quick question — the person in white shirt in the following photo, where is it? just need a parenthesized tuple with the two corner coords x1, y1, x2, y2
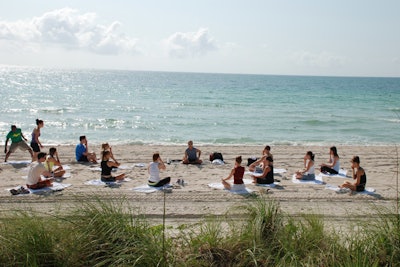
(26, 152, 53, 189)
(295, 151, 315, 180)
(148, 153, 170, 187)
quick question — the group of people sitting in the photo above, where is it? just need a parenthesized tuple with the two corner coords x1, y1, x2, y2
(223, 145, 366, 192)
(4, 123, 367, 193)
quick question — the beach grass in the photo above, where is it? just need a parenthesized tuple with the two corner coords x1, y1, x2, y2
(0, 197, 399, 266)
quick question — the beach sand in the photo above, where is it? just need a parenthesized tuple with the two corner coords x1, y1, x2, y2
(0, 144, 398, 231)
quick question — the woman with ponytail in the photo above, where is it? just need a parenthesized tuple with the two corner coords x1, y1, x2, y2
(295, 151, 315, 180)
(31, 119, 44, 161)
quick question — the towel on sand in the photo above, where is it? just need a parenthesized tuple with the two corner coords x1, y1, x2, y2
(84, 178, 131, 186)
(325, 184, 376, 194)
(7, 182, 71, 195)
(207, 183, 253, 194)
(22, 173, 72, 179)
(318, 169, 347, 178)
(131, 184, 172, 193)
(89, 164, 133, 172)
(291, 174, 325, 185)
(245, 168, 287, 177)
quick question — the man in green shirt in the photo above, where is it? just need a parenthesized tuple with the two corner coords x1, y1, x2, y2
(4, 125, 33, 162)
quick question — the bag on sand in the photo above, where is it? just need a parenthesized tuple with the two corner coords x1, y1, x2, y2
(209, 152, 224, 162)
(247, 157, 258, 166)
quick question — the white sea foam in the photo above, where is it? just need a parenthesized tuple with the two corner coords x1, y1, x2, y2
(1, 68, 399, 145)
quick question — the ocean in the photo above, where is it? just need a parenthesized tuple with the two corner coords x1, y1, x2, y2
(1, 66, 399, 146)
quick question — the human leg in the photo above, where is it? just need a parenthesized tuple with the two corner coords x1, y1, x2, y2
(222, 179, 231, 190)
(27, 179, 52, 189)
(321, 166, 338, 174)
(87, 152, 97, 163)
(149, 177, 171, 187)
(54, 168, 66, 177)
(115, 173, 125, 181)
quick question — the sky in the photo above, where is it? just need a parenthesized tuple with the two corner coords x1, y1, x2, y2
(0, 0, 399, 77)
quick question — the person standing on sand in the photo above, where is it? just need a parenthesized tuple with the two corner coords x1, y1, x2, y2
(340, 156, 367, 192)
(31, 119, 44, 161)
(26, 152, 54, 189)
(75, 135, 97, 163)
(320, 146, 340, 174)
(182, 140, 202, 164)
(148, 153, 170, 187)
(4, 125, 33, 162)
(222, 156, 245, 190)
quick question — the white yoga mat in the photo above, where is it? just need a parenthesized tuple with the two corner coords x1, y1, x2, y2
(29, 182, 72, 194)
(245, 168, 287, 177)
(134, 163, 146, 167)
(207, 183, 253, 194)
(255, 183, 276, 188)
(318, 169, 347, 178)
(21, 172, 72, 179)
(131, 184, 171, 193)
(84, 178, 131, 186)
(6, 182, 72, 195)
(325, 184, 376, 195)
(291, 174, 325, 185)
(2, 160, 31, 165)
(242, 178, 256, 185)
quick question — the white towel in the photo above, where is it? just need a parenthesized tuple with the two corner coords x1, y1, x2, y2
(318, 169, 347, 178)
(21, 172, 72, 179)
(131, 184, 169, 193)
(2, 160, 31, 165)
(84, 178, 131, 186)
(291, 174, 325, 185)
(208, 183, 253, 194)
(6, 182, 71, 195)
(245, 168, 287, 177)
(325, 184, 376, 194)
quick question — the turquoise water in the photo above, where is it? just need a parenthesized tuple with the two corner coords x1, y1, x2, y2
(1, 66, 399, 145)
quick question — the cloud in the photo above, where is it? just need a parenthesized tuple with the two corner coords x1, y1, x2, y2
(164, 28, 217, 58)
(290, 51, 345, 68)
(0, 8, 138, 55)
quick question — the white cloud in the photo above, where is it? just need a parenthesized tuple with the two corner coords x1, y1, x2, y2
(0, 8, 138, 55)
(290, 51, 346, 68)
(164, 28, 217, 58)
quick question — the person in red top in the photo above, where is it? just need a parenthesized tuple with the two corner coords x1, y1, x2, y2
(221, 156, 245, 190)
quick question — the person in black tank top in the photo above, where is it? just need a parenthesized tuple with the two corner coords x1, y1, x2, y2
(100, 151, 125, 182)
(340, 156, 366, 192)
(252, 156, 274, 184)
